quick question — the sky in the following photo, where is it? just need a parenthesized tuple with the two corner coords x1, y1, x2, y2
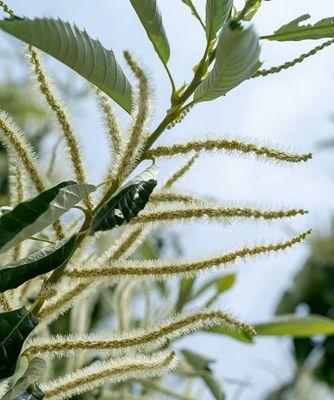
(2, 1, 334, 399)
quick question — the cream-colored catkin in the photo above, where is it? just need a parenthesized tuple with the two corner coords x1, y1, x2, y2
(254, 39, 334, 78)
(96, 88, 122, 187)
(114, 279, 137, 331)
(130, 206, 308, 225)
(117, 51, 151, 181)
(27, 46, 93, 211)
(0, 112, 45, 193)
(41, 351, 177, 400)
(164, 152, 199, 189)
(0, 112, 64, 240)
(150, 192, 202, 204)
(67, 230, 311, 279)
(24, 309, 255, 359)
(8, 155, 24, 261)
(147, 139, 312, 163)
(96, 89, 122, 156)
(38, 227, 147, 322)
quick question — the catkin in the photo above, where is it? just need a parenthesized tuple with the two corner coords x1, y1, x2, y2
(130, 206, 308, 225)
(117, 51, 151, 181)
(147, 139, 312, 163)
(28, 46, 93, 211)
(67, 230, 311, 280)
(255, 39, 334, 78)
(24, 309, 255, 358)
(41, 351, 177, 400)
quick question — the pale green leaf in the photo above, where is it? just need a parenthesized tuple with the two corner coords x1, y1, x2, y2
(0, 18, 133, 113)
(255, 314, 334, 337)
(182, 349, 225, 400)
(130, 0, 170, 64)
(242, 0, 262, 21)
(207, 325, 254, 343)
(206, 0, 233, 42)
(262, 14, 334, 41)
(0, 181, 96, 254)
(3, 358, 46, 400)
(194, 21, 261, 102)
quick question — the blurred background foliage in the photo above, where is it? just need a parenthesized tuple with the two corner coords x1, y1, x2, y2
(267, 227, 334, 399)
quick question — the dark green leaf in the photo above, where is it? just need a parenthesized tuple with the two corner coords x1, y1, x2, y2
(206, 0, 233, 42)
(0, 18, 133, 113)
(0, 236, 78, 293)
(130, 0, 170, 64)
(3, 358, 46, 400)
(255, 314, 334, 337)
(0, 181, 95, 254)
(15, 383, 45, 400)
(0, 307, 38, 379)
(263, 14, 334, 41)
(182, 349, 225, 400)
(194, 21, 261, 102)
(90, 179, 157, 234)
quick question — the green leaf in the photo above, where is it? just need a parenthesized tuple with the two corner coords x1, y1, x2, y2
(15, 383, 45, 400)
(0, 181, 96, 254)
(194, 21, 261, 102)
(195, 273, 236, 298)
(176, 277, 196, 312)
(206, 0, 233, 42)
(0, 307, 38, 379)
(90, 179, 157, 234)
(242, 0, 262, 21)
(263, 14, 334, 41)
(255, 314, 334, 337)
(182, 349, 225, 400)
(3, 358, 46, 400)
(0, 236, 78, 293)
(130, 0, 170, 64)
(207, 325, 254, 343)
(0, 18, 133, 113)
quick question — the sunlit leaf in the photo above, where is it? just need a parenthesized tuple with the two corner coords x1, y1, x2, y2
(0, 181, 96, 254)
(255, 314, 334, 337)
(194, 21, 261, 102)
(0, 18, 133, 113)
(0, 236, 78, 293)
(182, 349, 225, 400)
(3, 358, 46, 400)
(0, 307, 38, 379)
(262, 14, 334, 41)
(243, 0, 262, 21)
(130, 0, 170, 64)
(206, 0, 233, 42)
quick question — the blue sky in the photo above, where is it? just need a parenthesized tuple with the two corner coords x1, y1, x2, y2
(2, 1, 334, 398)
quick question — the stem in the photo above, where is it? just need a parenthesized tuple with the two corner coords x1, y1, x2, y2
(182, 0, 206, 31)
(162, 61, 176, 96)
